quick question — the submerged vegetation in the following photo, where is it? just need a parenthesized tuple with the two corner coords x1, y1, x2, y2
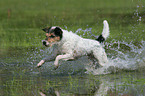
(2, 72, 145, 96)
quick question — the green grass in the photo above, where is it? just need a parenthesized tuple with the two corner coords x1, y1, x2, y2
(2, 72, 145, 96)
(3, 76, 38, 96)
(0, 0, 145, 48)
(0, 0, 142, 28)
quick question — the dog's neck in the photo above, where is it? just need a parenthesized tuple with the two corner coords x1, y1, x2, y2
(55, 29, 81, 48)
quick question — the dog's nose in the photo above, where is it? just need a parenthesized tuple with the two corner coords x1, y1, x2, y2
(43, 41, 46, 45)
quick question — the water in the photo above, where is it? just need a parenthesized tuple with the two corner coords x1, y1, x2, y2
(1, 25, 145, 96)
(71, 25, 145, 75)
(1, 27, 145, 95)
(86, 40, 145, 75)
(19, 39, 145, 76)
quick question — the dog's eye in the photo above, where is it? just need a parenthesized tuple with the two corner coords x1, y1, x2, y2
(49, 35, 55, 38)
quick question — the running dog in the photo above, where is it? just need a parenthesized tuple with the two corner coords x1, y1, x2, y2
(37, 20, 109, 69)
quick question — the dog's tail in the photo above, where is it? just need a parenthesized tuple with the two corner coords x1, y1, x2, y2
(96, 20, 109, 43)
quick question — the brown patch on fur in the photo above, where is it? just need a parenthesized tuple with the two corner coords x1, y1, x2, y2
(45, 33, 61, 43)
(46, 33, 49, 37)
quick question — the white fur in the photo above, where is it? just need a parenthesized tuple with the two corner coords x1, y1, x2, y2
(37, 20, 110, 69)
(102, 20, 109, 39)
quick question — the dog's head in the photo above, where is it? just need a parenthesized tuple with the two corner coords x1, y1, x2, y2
(42, 26, 63, 47)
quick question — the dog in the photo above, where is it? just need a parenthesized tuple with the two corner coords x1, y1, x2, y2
(37, 20, 109, 70)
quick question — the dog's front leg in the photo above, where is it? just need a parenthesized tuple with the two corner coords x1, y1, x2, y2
(37, 60, 45, 68)
(37, 47, 59, 68)
(54, 54, 73, 69)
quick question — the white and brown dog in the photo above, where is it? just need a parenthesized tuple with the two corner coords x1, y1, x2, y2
(37, 20, 109, 69)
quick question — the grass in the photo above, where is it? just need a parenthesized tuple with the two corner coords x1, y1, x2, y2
(3, 76, 38, 96)
(0, 0, 145, 48)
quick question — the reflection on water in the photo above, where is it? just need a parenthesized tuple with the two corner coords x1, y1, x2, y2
(1, 66, 145, 96)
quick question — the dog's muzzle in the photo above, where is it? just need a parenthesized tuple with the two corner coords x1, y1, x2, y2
(42, 40, 49, 47)
(42, 40, 46, 45)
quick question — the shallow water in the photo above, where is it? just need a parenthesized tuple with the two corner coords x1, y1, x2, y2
(1, 31, 145, 96)
(1, 24, 145, 95)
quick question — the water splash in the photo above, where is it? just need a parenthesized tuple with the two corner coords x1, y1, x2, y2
(30, 27, 145, 75)
(84, 4, 144, 75)
(86, 40, 145, 75)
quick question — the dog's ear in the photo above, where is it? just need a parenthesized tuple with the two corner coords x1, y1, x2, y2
(54, 27, 63, 39)
(42, 27, 51, 32)
(42, 28, 47, 32)
(54, 27, 63, 36)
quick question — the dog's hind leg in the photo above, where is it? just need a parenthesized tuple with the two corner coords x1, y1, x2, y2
(92, 47, 108, 67)
(88, 55, 99, 68)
